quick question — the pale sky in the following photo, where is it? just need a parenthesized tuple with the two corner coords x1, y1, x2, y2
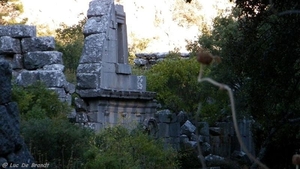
(20, 0, 233, 52)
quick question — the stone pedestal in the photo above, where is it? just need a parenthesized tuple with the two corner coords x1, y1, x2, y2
(76, 0, 157, 132)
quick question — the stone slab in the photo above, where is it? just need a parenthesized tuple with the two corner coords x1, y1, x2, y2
(0, 25, 36, 38)
(21, 36, 55, 53)
(15, 70, 39, 87)
(115, 63, 131, 75)
(79, 33, 106, 63)
(76, 73, 98, 89)
(87, 0, 113, 18)
(77, 63, 102, 74)
(10, 25, 36, 38)
(0, 36, 21, 54)
(23, 51, 63, 70)
(38, 70, 67, 88)
(76, 88, 156, 99)
(83, 16, 109, 36)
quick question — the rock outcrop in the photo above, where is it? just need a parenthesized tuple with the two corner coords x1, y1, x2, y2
(0, 60, 35, 169)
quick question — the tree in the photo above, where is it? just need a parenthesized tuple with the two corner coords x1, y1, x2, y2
(145, 52, 203, 113)
(55, 18, 86, 82)
(0, 0, 27, 25)
(194, 1, 300, 168)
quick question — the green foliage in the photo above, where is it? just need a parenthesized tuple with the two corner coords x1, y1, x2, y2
(21, 118, 94, 168)
(84, 125, 179, 169)
(194, 1, 300, 167)
(12, 82, 70, 120)
(145, 52, 202, 113)
(55, 18, 85, 76)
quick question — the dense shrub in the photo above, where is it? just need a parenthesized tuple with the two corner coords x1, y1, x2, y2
(21, 118, 94, 168)
(84, 126, 180, 169)
(145, 52, 202, 113)
(12, 82, 71, 120)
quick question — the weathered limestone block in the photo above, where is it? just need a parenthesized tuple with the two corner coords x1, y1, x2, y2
(100, 72, 130, 90)
(134, 58, 147, 66)
(181, 120, 196, 136)
(77, 73, 98, 89)
(83, 16, 109, 36)
(0, 61, 12, 104)
(130, 75, 146, 91)
(39, 70, 67, 87)
(180, 135, 189, 143)
(157, 123, 169, 138)
(0, 26, 11, 37)
(198, 122, 210, 136)
(65, 93, 72, 105)
(155, 109, 177, 123)
(0, 25, 36, 38)
(21, 36, 55, 53)
(64, 81, 75, 94)
(24, 51, 63, 70)
(15, 70, 39, 87)
(169, 122, 181, 137)
(43, 64, 65, 71)
(79, 33, 106, 63)
(0, 36, 21, 54)
(205, 154, 225, 167)
(12, 54, 23, 69)
(16, 70, 66, 88)
(48, 87, 67, 98)
(102, 62, 115, 73)
(74, 97, 87, 112)
(115, 63, 131, 75)
(87, 0, 113, 18)
(77, 63, 102, 73)
(201, 142, 211, 155)
(10, 25, 36, 38)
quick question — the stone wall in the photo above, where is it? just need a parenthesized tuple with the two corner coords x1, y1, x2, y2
(0, 25, 75, 105)
(154, 110, 254, 166)
(0, 60, 35, 169)
(134, 52, 190, 67)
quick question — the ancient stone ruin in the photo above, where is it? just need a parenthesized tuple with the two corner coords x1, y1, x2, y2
(0, 25, 75, 105)
(0, 60, 35, 168)
(0, 0, 256, 167)
(75, 0, 157, 131)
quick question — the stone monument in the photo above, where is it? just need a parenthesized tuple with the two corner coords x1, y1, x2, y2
(76, 0, 157, 131)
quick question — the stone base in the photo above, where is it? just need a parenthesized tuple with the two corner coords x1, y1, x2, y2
(76, 88, 156, 100)
(83, 97, 157, 132)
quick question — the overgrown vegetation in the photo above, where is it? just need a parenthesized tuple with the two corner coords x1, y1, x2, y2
(55, 18, 86, 83)
(12, 82, 179, 169)
(12, 82, 71, 120)
(189, 1, 300, 168)
(84, 126, 179, 169)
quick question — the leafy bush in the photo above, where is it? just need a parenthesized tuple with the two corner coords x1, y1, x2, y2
(55, 18, 85, 76)
(21, 118, 94, 168)
(145, 52, 202, 113)
(12, 82, 71, 120)
(84, 126, 180, 169)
